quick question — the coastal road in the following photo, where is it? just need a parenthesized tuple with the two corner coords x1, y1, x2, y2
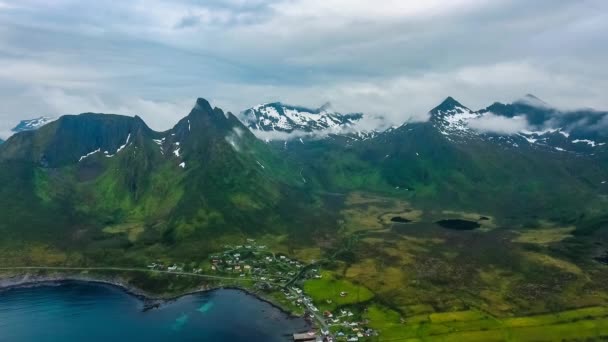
(0, 266, 287, 285)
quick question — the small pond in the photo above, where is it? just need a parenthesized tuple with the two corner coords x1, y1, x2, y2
(390, 216, 412, 223)
(436, 219, 481, 231)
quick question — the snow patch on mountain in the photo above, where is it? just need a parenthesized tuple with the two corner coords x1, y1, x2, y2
(572, 139, 605, 147)
(78, 148, 101, 162)
(116, 133, 131, 154)
(242, 102, 363, 136)
(11, 116, 56, 133)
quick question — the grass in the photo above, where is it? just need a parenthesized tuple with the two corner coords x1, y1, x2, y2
(521, 251, 583, 275)
(103, 223, 145, 242)
(365, 304, 608, 341)
(304, 271, 374, 311)
(340, 192, 417, 233)
(513, 226, 574, 244)
(2, 189, 608, 340)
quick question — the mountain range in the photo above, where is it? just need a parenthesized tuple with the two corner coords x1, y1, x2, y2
(241, 102, 363, 135)
(1, 95, 607, 249)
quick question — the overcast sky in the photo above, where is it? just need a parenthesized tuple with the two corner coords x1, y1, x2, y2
(0, 0, 607, 137)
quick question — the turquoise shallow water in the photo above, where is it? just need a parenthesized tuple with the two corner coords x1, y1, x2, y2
(0, 282, 311, 342)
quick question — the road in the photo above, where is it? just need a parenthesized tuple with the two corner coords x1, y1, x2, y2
(0, 266, 286, 284)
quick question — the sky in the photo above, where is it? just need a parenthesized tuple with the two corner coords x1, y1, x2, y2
(0, 0, 607, 138)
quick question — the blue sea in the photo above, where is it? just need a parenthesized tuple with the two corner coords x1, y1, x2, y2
(0, 282, 311, 341)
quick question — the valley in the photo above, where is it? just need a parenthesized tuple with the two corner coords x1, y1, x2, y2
(0, 97, 607, 341)
(2, 190, 608, 341)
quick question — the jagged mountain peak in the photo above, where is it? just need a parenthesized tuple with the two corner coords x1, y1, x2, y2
(428, 97, 478, 137)
(431, 96, 469, 114)
(0, 112, 154, 167)
(515, 93, 550, 107)
(182, 98, 242, 134)
(319, 101, 333, 112)
(241, 101, 363, 135)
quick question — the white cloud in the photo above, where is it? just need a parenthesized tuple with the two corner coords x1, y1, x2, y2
(0, 87, 192, 139)
(0, 0, 607, 138)
(468, 113, 530, 134)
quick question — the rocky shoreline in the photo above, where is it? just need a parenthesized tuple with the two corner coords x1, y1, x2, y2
(0, 272, 312, 324)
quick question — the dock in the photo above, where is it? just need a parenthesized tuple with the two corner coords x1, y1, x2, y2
(293, 331, 317, 341)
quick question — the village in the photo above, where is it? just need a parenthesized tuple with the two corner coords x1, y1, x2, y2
(144, 238, 378, 342)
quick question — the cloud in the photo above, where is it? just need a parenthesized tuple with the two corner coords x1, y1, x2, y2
(468, 113, 531, 135)
(0, 87, 192, 139)
(0, 0, 606, 138)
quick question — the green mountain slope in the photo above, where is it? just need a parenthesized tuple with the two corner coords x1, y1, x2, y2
(277, 98, 608, 225)
(0, 99, 324, 257)
(1, 96, 607, 250)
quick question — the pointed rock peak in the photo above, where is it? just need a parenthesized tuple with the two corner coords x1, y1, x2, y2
(430, 96, 470, 117)
(318, 102, 333, 112)
(439, 96, 464, 109)
(195, 98, 214, 112)
(188, 98, 230, 122)
(177, 97, 237, 136)
(515, 94, 549, 107)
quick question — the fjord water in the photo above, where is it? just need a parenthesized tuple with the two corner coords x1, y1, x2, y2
(0, 282, 310, 341)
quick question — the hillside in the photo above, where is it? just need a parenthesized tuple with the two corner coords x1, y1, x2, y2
(273, 97, 608, 225)
(2, 97, 608, 341)
(0, 99, 327, 257)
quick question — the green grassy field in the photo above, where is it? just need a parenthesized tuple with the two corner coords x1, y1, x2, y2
(304, 270, 374, 311)
(1, 191, 608, 341)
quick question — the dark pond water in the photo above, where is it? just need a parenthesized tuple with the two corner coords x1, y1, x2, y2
(436, 219, 481, 230)
(390, 216, 412, 223)
(0, 282, 311, 342)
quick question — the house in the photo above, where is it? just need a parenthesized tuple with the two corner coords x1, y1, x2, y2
(340, 292, 348, 297)
(167, 265, 178, 271)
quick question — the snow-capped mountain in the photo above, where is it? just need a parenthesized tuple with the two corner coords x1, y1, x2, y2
(241, 102, 363, 135)
(429, 97, 480, 138)
(427, 95, 608, 154)
(11, 116, 56, 133)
